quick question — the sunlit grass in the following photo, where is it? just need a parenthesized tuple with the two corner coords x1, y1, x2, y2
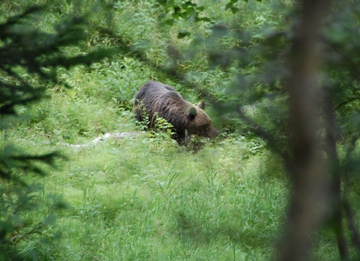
(37, 135, 287, 260)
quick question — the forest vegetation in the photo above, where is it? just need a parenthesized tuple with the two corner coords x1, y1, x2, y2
(1, 0, 360, 260)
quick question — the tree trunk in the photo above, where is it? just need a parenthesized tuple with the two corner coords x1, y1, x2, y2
(275, 1, 331, 260)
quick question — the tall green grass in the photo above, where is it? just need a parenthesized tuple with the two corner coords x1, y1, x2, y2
(37, 138, 288, 260)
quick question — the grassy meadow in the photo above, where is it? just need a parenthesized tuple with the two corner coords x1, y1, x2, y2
(1, 0, 342, 260)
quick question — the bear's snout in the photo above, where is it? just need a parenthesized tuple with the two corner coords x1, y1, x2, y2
(211, 128, 220, 138)
(206, 126, 219, 138)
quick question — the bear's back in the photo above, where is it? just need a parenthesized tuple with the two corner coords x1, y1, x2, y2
(136, 81, 175, 98)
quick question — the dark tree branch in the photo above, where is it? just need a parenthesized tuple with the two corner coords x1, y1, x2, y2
(235, 107, 288, 160)
(343, 201, 360, 254)
(334, 96, 360, 111)
(323, 88, 348, 258)
(341, 134, 360, 257)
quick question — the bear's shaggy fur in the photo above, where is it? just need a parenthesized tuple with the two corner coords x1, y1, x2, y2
(134, 81, 219, 145)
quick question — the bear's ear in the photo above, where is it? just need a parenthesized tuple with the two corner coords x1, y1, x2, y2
(197, 101, 205, 110)
(189, 107, 197, 120)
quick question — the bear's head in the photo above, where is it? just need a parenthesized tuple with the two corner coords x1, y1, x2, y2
(186, 101, 219, 138)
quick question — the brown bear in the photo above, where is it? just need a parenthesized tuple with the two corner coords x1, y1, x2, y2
(134, 81, 219, 145)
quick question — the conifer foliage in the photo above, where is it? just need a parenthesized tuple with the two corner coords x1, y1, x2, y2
(0, 6, 111, 259)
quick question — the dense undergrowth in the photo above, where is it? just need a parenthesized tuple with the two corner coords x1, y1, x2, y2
(0, 0, 347, 260)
